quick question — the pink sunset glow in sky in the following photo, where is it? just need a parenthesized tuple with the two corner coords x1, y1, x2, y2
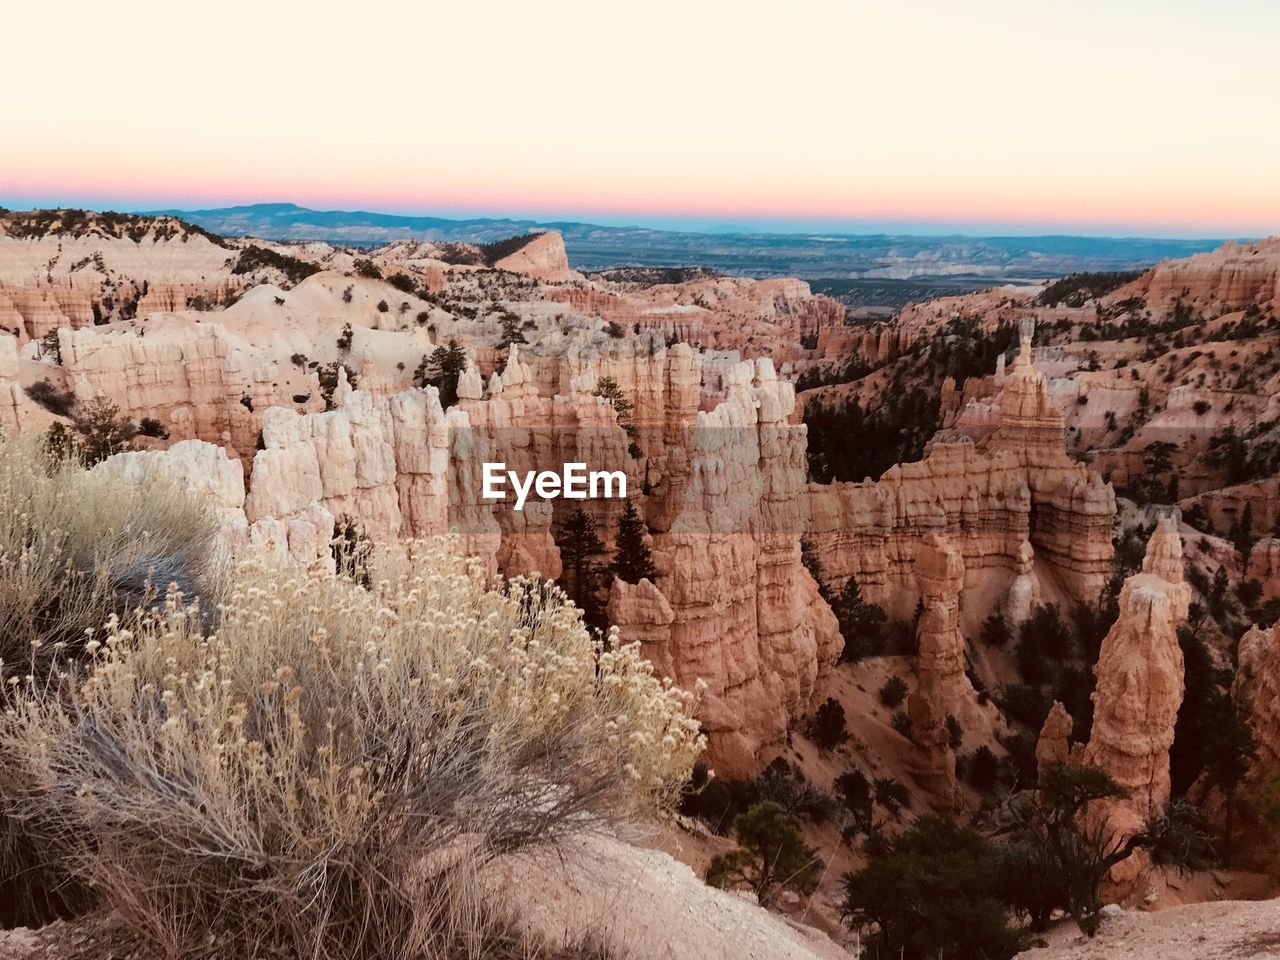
(5, 0, 1279, 237)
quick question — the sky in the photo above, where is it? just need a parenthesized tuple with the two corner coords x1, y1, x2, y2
(3, 0, 1278, 238)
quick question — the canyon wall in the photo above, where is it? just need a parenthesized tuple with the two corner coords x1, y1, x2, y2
(805, 323, 1115, 630)
(1114, 238, 1280, 314)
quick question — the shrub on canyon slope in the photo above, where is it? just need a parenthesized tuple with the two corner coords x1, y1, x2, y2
(843, 815, 1022, 960)
(808, 697, 849, 748)
(0, 435, 216, 926)
(1001, 763, 1210, 935)
(878, 675, 909, 708)
(0, 543, 703, 959)
(705, 802, 822, 904)
(230, 244, 319, 286)
(0, 434, 216, 681)
(44, 397, 140, 466)
(24, 378, 74, 416)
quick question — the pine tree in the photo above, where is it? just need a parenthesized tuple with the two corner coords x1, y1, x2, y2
(415, 338, 467, 407)
(800, 537, 832, 602)
(612, 500, 657, 584)
(1229, 503, 1255, 561)
(555, 507, 608, 631)
(594, 376, 643, 459)
(832, 576, 887, 661)
(980, 610, 1012, 648)
(498, 310, 527, 349)
(705, 802, 822, 903)
(1203, 694, 1257, 866)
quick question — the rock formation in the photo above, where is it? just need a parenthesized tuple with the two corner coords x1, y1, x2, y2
(1084, 518, 1189, 866)
(0, 212, 250, 338)
(610, 357, 841, 776)
(1006, 539, 1042, 627)
(806, 321, 1114, 631)
(93, 439, 336, 573)
(0, 335, 39, 431)
(492, 231, 578, 283)
(906, 533, 973, 806)
(1116, 237, 1280, 314)
(74, 325, 839, 774)
(1246, 538, 1280, 599)
(1035, 700, 1075, 777)
(1233, 621, 1280, 791)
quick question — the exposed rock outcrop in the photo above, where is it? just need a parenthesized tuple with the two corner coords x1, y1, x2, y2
(906, 533, 973, 806)
(1083, 518, 1189, 888)
(1234, 621, 1280, 790)
(0, 335, 39, 430)
(611, 356, 841, 776)
(93, 439, 335, 572)
(492, 231, 577, 283)
(1006, 539, 1042, 627)
(1115, 237, 1280, 314)
(806, 322, 1115, 631)
(1036, 700, 1075, 777)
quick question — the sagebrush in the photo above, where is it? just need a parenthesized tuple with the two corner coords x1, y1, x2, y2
(2, 541, 703, 958)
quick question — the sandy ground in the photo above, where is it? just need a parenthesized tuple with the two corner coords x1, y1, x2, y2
(1017, 900, 1280, 960)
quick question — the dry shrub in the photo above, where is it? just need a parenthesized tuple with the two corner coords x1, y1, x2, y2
(0, 433, 217, 680)
(2, 542, 703, 958)
(0, 433, 217, 927)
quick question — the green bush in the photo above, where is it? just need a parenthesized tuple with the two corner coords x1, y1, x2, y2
(230, 244, 318, 286)
(832, 576, 888, 661)
(835, 769, 873, 835)
(879, 675, 908, 708)
(890, 710, 913, 738)
(808, 697, 849, 748)
(843, 815, 1022, 960)
(706, 802, 822, 904)
(24, 378, 74, 416)
(980, 610, 1011, 648)
(48, 397, 139, 466)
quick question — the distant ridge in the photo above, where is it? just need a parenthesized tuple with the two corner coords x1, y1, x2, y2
(136, 202, 1238, 286)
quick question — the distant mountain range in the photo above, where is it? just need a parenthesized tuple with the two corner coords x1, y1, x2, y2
(142, 203, 1240, 308)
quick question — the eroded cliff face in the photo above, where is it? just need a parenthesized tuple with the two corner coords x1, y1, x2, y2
(805, 323, 1115, 632)
(0, 214, 251, 338)
(1115, 238, 1280, 314)
(609, 357, 841, 776)
(905, 534, 974, 806)
(93, 439, 335, 573)
(1234, 621, 1280, 791)
(0, 336, 38, 431)
(1083, 518, 1189, 890)
(492, 231, 578, 283)
(546, 274, 845, 370)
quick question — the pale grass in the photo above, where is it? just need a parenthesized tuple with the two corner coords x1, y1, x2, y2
(0, 432, 217, 682)
(0, 431, 216, 927)
(2, 541, 704, 958)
